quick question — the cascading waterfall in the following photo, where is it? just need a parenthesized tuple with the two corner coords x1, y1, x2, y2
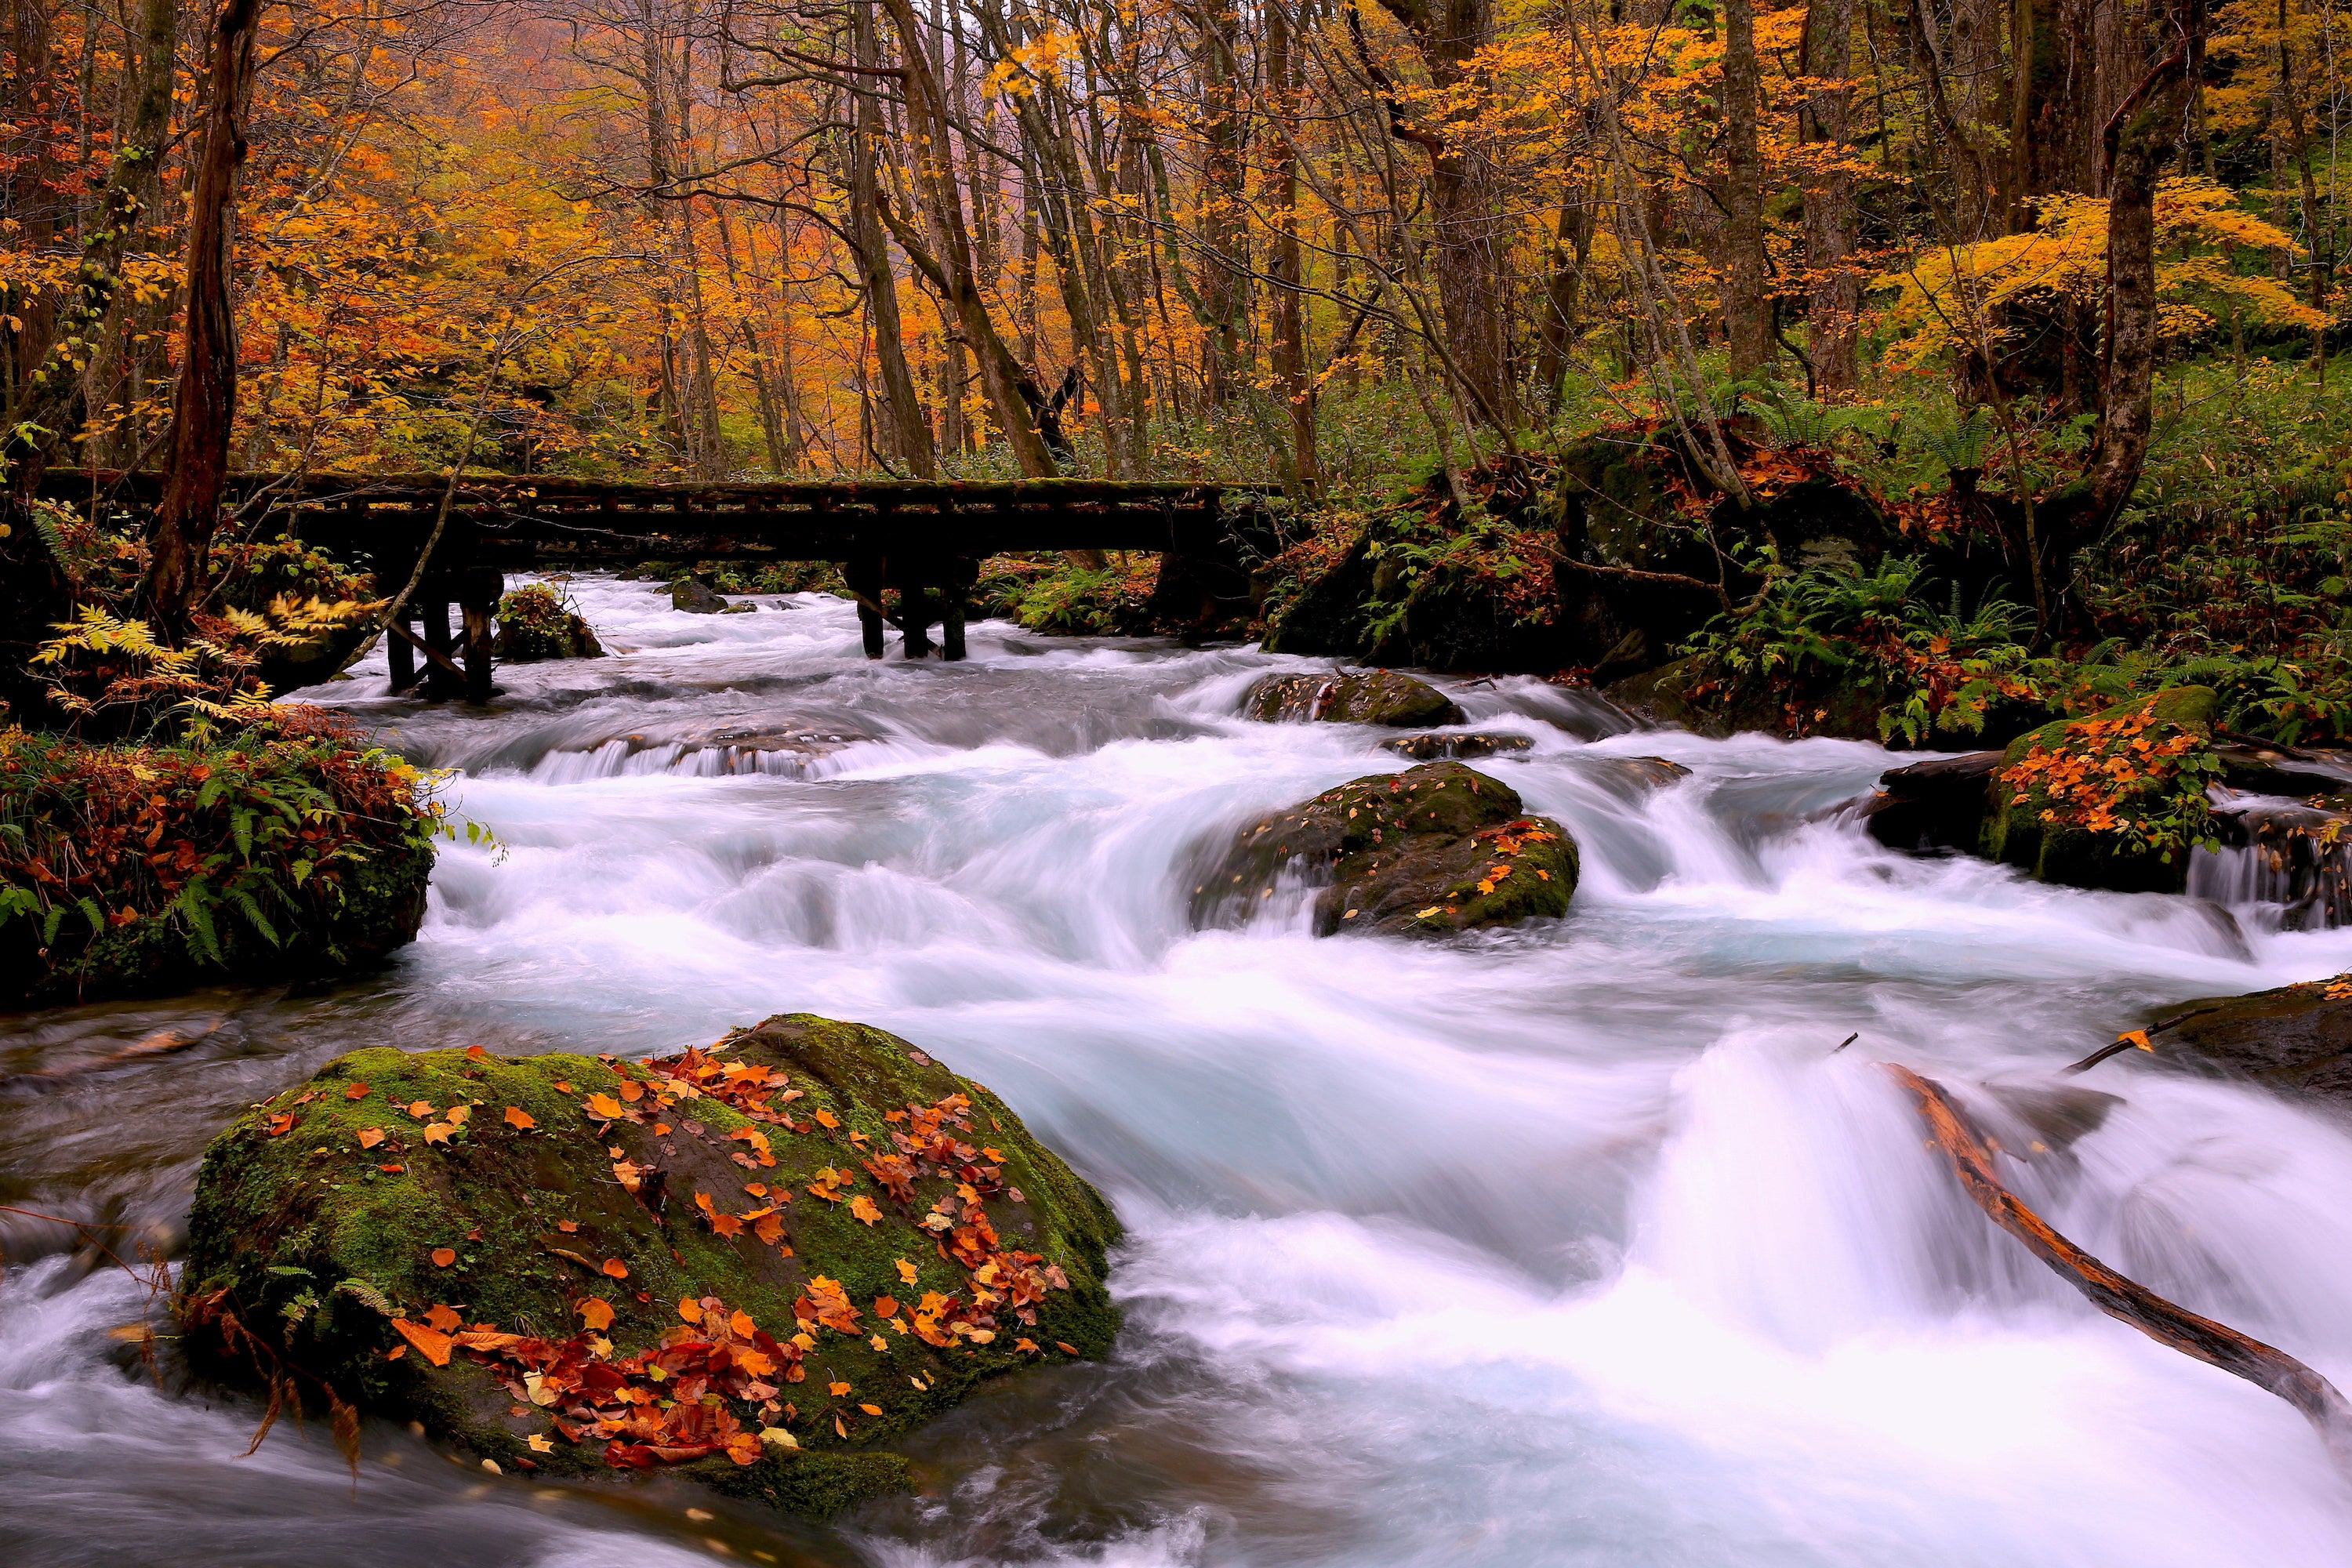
(7, 574, 2352, 1567)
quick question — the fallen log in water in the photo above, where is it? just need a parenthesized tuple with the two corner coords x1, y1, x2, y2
(1884, 1062, 2352, 1466)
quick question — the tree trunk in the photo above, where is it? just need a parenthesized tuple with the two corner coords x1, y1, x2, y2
(2085, 1, 2201, 539)
(140, 0, 263, 640)
(1801, 0, 1860, 395)
(1721, 0, 1773, 377)
(848, 0, 937, 476)
(1265, 0, 1319, 489)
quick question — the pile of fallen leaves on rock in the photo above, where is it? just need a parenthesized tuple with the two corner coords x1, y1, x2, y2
(344, 1041, 1080, 1471)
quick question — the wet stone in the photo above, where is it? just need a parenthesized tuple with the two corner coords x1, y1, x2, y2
(1379, 732, 1535, 761)
(1243, 670, 1464, 728)
(1191, 760, 1577, 937)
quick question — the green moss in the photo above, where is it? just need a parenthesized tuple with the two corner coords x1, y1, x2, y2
(1197, 761, 1577, 936)
(1982, 686, 2220, 894)
(181, 1014, 1122, 1518)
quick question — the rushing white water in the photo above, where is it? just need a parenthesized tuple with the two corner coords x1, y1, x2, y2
(9, 573, 2352, 1566)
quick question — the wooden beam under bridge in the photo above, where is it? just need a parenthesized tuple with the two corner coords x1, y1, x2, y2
(38, 470, 1265, 685)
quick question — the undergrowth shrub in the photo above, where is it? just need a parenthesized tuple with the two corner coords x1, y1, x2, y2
(0, 709, 446, 1005)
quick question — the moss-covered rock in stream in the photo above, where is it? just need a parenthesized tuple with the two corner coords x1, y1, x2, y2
(495, 584, 604, 662)
(1980, 687, 2222, 895)
(179, 1014, 1122, 1519)
(1190, 760, 1576, 936)
(1242, 670, 1464, 727)
(2, 727, 438, 1011)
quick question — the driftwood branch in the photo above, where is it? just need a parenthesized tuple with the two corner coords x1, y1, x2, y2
(1884, 1062, 2352, 1465)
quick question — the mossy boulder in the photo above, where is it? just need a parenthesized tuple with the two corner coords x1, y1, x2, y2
(180, 1014, 1122, 1519)
(673, 578, 728, 614)
(1981, 687, 2220, 894)
(1379, 731, 1534, 761)
(495, 584, 604, 662)
(1190, 760, 1576, 936)
(1243, 670, 1464, 728)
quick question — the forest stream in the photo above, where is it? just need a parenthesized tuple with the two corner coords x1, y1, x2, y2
(9, 576, 2352, 1567)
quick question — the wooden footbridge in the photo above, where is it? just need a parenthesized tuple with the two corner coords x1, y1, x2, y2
(40, 470, 1250, 699)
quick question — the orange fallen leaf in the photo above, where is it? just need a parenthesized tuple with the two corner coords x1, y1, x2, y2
(503, 1106, 536, 1130)
(858, 1403, 882, 1416)
(730, 1310, 757, 1338)
(848, 1196, 883, 1227)
(1055, 1342, 1080, 1355)
(554, 1081, 574, 1094)
(445, 1105, 471, 1126)
(618, 1079, 645, 1103)
(343, 1083, 372, 1101)
(466, 1045, 488, 1062)
(833, 1414, 848, 1438)
(869, 1334, 888, 1352)
(813, 1109, 840, 1130)
(357, 1127, 386, 1149)
(392, 1319, 454, 1367)
(828, 1380, 851, 1396)
(557, 1220, 579, 1234)
(584, 1093, 624, 1120)
(406, 1102, 434, 1120)
(425, 1304, 463, 1333)
(679, 1298, 703, 1324)
(386, 1344, 407, 1361)
(873, 1295, 899, 1319)
(526, 1434, 555, 1453)
(653, 1123, 671, 1136)
(263, 1112, 295, 1137)
(751, 1213, 786, 1246)
(577, 1298, 615, 1330)
(431, 1247, 457, 1268)
(379, 1163, 405, 1174)
(895, 1259, 919, 1285)
(422, 1122, 456, 1145)
(601, 1258, 628, 1279)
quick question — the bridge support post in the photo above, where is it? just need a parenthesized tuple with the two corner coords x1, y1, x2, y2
(847, 554, 885, 659)
(386, 613, 417, 692)
(422, 601, 463, 700)
(942, 559, 967, 662)
(902, 564, 935, 659)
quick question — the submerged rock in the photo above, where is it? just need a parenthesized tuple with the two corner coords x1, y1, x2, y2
(1243, 670, 1463, 728)
(1378, 731, 1534, 761)
(180, 1014, 1121, 1518)
(1192, 760, 1576, 936)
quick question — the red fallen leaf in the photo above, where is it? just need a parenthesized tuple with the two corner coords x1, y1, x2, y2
(378, 1163, 405, 1174)
(343, 1083, 372, 1101)
(601, 1258, 629, 1279)
(431, 1247, 457, 1268)
(263, 1112, 295, 1137)
(503, 1106, 536, 1131)
(391, 1319, 454, 1366)
(425, 1304, 463, 1333)
(557, 1220, 579, 1234)
(466, 1045, 488, 1062)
